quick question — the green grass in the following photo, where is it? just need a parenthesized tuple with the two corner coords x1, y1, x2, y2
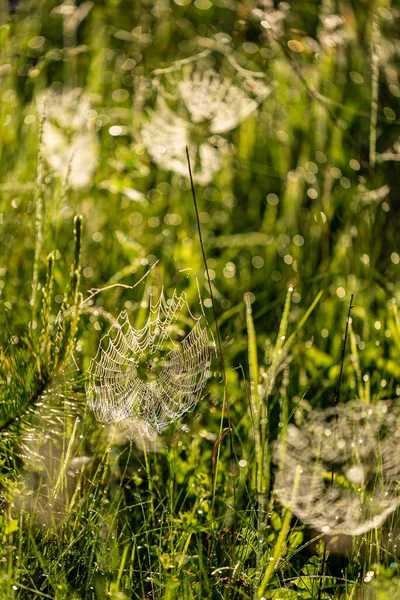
(1, 0, 400, 598)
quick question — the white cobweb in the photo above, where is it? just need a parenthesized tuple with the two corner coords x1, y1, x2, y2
(177, 70, 263, 134)
(38, 87, 98, 189)
(141, 67, 270, 185)
(273, 401, 400, 536)
(86, 290, 213, 440)
(141, 99, 221, 187)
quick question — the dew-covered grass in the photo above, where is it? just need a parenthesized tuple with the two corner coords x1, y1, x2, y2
(1, 1, 400, 598)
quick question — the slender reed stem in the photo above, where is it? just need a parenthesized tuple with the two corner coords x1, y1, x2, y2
(333, 294, 354, 407)
(244, 293, 265, 578)
(318, 294, 354, 600)
(142, 440, 155, 526)
(186, 147, 236, 519)
(258, 465, 301, 598)
(369, 13, 380, 171)
(31, 112, 46, 318)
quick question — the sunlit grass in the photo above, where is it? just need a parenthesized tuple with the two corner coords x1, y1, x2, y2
(0, 1, 400, 598)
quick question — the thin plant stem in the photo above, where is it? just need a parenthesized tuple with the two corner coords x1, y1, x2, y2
(142, 439, 155, 526)
(186, 147, 236, 521)
(31, 111, 46, 318)
(244, 293, 263, 575)
(318, 294, 354, 600)
(258, 465, 302, 598)
(369, 13, 380, 171)
(52, 416, 79, 500)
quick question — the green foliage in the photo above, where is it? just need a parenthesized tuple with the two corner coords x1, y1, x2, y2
(372, 564, 400, 599)
(0, 0, 399, 598)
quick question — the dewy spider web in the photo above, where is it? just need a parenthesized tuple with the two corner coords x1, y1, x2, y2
(273, 400, 400, 536)
(86, 290, 212, 439)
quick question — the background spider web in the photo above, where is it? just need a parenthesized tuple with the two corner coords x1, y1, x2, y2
(273, 400, 400, 535)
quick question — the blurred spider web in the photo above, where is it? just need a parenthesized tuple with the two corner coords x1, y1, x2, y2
(141, 63, 270, 185)
(86, 290, 213, 440)
(273, 401, 400, 536)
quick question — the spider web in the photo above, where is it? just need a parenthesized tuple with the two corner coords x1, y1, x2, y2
(177, 69, 264, 134)
(39, 88, 98, 189)
(141, 65, 270, 186)
(86, 290, 212, 439)
(273, 401, 400, 536)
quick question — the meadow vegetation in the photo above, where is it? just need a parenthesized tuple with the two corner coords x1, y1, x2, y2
(0, 0, 400, 598)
